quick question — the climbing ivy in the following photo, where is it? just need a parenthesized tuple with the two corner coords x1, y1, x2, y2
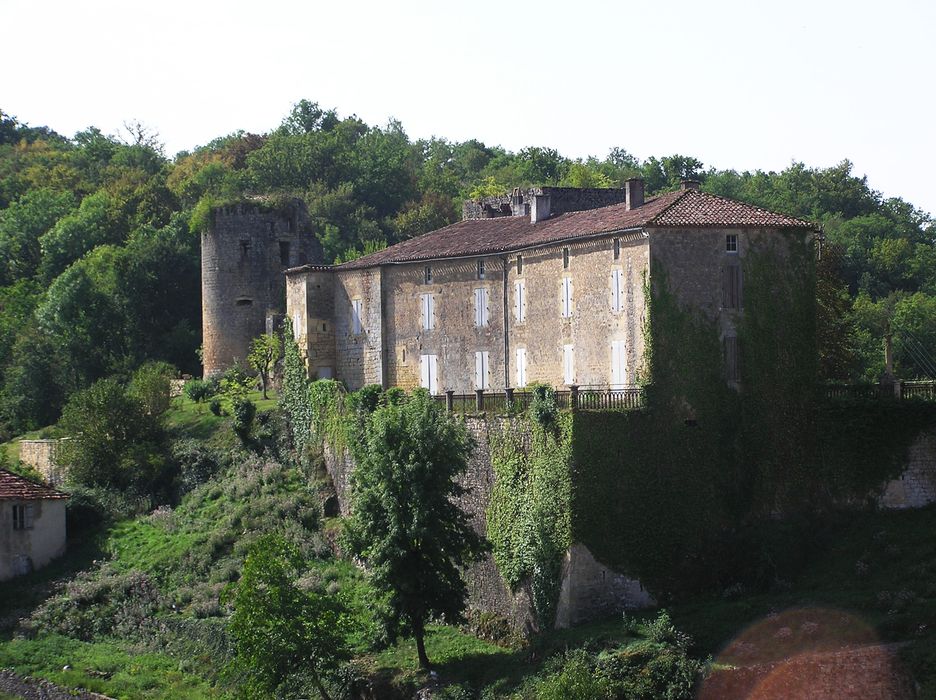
(280, 318, 314, 458)
(487, 411, 572, 630)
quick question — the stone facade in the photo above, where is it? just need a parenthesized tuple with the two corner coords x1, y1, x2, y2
(285, 183, 813, 394)
(287, 226, 803, 394)
(201, 200, 324, 377)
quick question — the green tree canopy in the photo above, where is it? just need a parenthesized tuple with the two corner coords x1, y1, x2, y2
(344, 389, 489, 668)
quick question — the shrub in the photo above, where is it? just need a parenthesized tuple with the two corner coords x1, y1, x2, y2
(171, 439, 223, 495)
(231, 396, 256, 440)
(129, 361, 177, 416)
(209, 398, 223, 416)
(529, 383, 559, 428)
(184, 378, 216, 404)
(28, 568, 163, 641)
(58, 378, 170, 497)
(225, 534, 351, 700)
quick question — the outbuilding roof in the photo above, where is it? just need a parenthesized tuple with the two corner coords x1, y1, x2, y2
(0, 469, 68, 500)
(336, 189, 814, 270)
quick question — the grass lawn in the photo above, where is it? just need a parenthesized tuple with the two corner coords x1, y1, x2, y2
(0, 635, 224, 700)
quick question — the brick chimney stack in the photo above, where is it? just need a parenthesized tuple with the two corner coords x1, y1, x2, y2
(624, 178, 645, 211)
(680, 179, 701, 191)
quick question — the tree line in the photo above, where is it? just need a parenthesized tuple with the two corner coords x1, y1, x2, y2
(0, 100, 933, 437)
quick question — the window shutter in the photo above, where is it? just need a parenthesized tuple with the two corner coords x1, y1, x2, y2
(484, 289, 490, 326)
(514, 282, 521, 321)
(428, 294, 435, 330)
(516, 348, 527, 387)
(563, 344, 574, 384)
(611, 340, 626, 387)
(722, 265, 742, 310)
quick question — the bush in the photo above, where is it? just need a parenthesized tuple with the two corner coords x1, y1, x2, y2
(58, 378, 171, 497)
(209, 398, 223, 416)
(129, 361, 177, 416)
(529, 383, 559, 428)
(231, 396, 256, 439)
(65, 484, 150, 530)
(28, 567, 163, 641)
(184, 378, 216, 404)
(172, 439, 224, 495)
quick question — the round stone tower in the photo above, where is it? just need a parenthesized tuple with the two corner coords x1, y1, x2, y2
(201, 198, 324, 377)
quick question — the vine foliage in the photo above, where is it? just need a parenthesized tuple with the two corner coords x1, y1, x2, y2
(487, 409, 572, 630)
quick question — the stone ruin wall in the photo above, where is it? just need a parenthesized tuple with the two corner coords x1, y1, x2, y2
(462, 187, 627, 220)
(17, 439, 67, 486)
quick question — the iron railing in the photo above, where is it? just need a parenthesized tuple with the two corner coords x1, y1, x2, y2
(431, 385, 644, 414)
(824, 380, 936, 401)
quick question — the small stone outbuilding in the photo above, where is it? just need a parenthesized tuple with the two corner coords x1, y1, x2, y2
(0, 469, 68, 581)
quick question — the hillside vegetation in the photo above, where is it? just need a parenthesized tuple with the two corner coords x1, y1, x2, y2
(1, 103, 934, 439)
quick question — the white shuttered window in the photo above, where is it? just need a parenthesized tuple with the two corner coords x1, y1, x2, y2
(420, 354, 438, 394)
(516, 348, 527, 387)
(514, 280, 526, 322)
(611, 340, 627, 388)
(610, 269, 623, 314)
(420, 293, 435, 331)
(563, 344, 575, 385)
(474, 288, 489, 327)
(475, 351, 490, 389)
(561, 277, 573, 318)
(351, 299, 363, 334)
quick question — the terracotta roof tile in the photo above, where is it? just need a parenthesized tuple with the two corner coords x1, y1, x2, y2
(648, 190, 814, 229)
(0, 469, 68, 500)
(337, 189, 814, 269)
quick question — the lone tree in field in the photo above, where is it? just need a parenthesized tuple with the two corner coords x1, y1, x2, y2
(344, 389, 489, 669)
(247, 333, 281, 399)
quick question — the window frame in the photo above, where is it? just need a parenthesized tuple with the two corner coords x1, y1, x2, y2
(726, 234, 739, 254)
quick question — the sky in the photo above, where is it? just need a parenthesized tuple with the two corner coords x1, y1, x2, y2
(3, 0, 935, 215)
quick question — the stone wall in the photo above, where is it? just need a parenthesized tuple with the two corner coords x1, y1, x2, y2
(319, 414, 652, 632)
(880, 427, 936, 508)
(201, 200, 324, 377)
(18, 439, 66, 486)
(462, 187, 627, 220)
(333, 267, 384, 389)
(286, 267, 337, 379)
(382, 258, 508, 393)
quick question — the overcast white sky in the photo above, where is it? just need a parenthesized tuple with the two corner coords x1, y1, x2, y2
(3, 0, 934, 215)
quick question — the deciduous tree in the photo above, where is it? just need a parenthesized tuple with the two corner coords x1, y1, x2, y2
(344, 389, 489, 668)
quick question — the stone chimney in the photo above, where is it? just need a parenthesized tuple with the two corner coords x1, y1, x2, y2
(624, 178, 644, 211)
(530, 193, 551, 223)
(680, 179, 701, 191)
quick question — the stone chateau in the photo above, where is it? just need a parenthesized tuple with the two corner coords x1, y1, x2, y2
(281, 180, 813, 393)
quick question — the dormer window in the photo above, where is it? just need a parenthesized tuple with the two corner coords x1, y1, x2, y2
(424, 265, 432, 284)
(726, 234, 738, 253)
